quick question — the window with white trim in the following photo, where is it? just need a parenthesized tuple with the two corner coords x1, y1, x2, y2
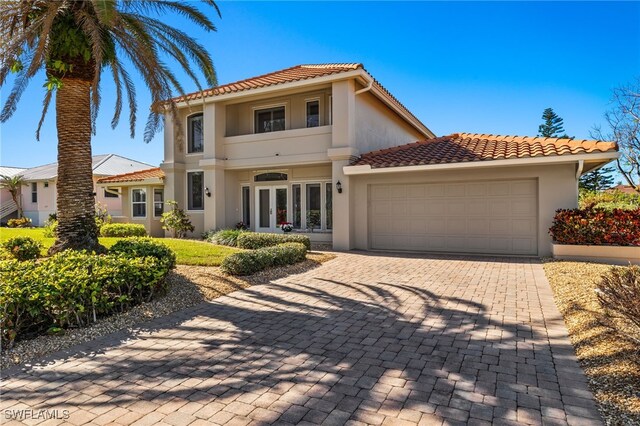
(187, 172, 204, 210)
(104, 188, 119, 198)
(241, 186, 251, 227)
(188, 113, 203, 153)
(255, 106, 285, 133)
(31, 183, 37, 203)
(291, 182, 332, 231)
(132, 189, 146, 217)
(154, 188, 164, 217)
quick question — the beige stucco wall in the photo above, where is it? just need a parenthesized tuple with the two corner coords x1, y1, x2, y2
(354, 91, 426, 153)
(348, 163, 578, 256)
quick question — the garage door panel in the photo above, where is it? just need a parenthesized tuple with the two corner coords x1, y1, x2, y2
(370, 179, 538, 255)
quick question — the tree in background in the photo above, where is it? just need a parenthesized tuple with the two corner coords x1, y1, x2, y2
(1, 1, 219, 253)
(538, 107, 571, 138)
(579, 166, 615, 191)
(592, 77, 640, 194)
(0, 174, 25, 218)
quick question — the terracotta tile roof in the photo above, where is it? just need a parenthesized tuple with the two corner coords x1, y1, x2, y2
(97, 167, 164, 184)
(172, 63, 433, 137)
(352, 133, 618, 169)
(174, 63, 362, 102)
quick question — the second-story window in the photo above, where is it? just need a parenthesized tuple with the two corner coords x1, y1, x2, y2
(306, 100, 319, 128)
(255, 106, 285, 133)
(188, 113, 203, 153)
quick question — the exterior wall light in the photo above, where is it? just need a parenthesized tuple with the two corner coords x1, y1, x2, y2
(205, 187, 211, 197)
(336, 181, 343, 194)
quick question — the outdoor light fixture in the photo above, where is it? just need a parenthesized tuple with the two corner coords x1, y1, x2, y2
(205, 187, 211, 197)
(336, 181, 343, 194)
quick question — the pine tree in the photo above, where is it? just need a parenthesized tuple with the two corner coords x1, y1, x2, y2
(579, 166, 615, 192)
(538, 108, 569, 138)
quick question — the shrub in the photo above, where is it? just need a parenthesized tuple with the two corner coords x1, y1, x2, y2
(208, 229, 249, 247)
(596, 265, 640, 341)
(580, 189, 640, 211)
(236, 232, 311, 250)
(1, 237, 41, 261)
(0, 249, 173, 347)
(110, 237, 176, 270)
(549, 208, 640, 246)
(221, 242, 307, 276)
(7, 217, 32, 228)
(43, 218, 57, 237)
(161, 200, 194, 238)
(100, 223, 147, 237)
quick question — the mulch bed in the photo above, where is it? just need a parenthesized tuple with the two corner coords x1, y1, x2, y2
(1, 251, 336, 371)
(543, 260, 640, 425)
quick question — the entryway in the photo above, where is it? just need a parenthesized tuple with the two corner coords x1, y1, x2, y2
(255, 185, 287, 232)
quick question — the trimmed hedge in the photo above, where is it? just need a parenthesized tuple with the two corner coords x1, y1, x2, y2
(0, 249, 173, 346)
(100, 223, 147, 237)
(110, 237, 176, 270)
(1, 236, 41, 261)
(236, 232, 311, 250)
(550, 208, 640, 246)
(221, 242, 307, 276)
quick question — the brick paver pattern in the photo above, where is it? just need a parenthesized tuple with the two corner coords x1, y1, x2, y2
(1, 253, 602, 425)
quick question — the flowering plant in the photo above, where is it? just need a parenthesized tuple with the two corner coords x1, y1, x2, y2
(280, 222, 293, 233)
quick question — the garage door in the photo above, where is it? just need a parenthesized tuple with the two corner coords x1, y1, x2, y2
(369, 180, 538, 255)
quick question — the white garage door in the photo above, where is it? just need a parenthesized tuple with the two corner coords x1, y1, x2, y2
(369, 180, 538, 255)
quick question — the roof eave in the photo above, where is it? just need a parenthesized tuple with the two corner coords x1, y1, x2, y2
(97, 177, 164, 186)
(344, 151, 619, 175)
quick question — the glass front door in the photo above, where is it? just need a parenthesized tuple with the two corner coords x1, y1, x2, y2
(255, 186, 288, 232)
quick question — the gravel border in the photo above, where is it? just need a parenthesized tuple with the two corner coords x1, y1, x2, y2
(543, 259, 640, 425)
(0, 251, 336, 371)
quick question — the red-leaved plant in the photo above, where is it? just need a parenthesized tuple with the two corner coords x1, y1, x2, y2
(549, 208, 640, 246)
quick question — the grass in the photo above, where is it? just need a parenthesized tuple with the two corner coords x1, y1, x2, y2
(543, 260, 640, 424)
(0, 227, 240, 266)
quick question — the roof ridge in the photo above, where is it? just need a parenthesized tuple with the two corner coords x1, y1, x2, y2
(92, 153, 113, 171)
(97, 167, 163, 184)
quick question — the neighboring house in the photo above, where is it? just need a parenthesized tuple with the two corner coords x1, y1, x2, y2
(0, 166, 27, 222)
(17, 154, 153, 226)
(151, 63, 616, 256)
(97, 168, 166, 237)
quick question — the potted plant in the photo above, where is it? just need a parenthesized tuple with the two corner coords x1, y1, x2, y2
(281, 222, 293, 233)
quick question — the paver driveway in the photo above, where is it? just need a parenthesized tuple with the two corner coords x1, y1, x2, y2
(1, 252, 602, 426)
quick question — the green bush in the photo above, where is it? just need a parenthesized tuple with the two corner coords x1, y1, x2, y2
(0, 249, 173, 347)
(100, 223, 147, 237)
(110, 237, 176, 270)
(208, 229, 249, 247)
(236, 232, 311, 250)
(221, 242, 307, 276)
(43, 218, 57, 237)
(7, 217, 32, 228)
(579, 189, 640, 211)
(161, 200, 194, 238)
(1, 237, 41, 261)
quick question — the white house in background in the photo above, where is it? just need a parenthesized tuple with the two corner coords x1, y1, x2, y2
(0, 166, 27, 222)
(105, 63, 618, 256)
(16, 154, 153, 226)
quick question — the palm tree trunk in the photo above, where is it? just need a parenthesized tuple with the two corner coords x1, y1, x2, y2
(49, 77, 105, 254)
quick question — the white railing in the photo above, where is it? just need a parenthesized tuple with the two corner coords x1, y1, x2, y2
(0, 200, 18, 219)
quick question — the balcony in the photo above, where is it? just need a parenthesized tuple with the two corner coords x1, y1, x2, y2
(222, 125, 332, 169)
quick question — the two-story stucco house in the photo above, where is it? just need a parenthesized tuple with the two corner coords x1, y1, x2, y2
(153, 63, 618, 256)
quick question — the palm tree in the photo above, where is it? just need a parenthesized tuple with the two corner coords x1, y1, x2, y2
(0, 174, 26, 219)
(0, 1, 219, 253)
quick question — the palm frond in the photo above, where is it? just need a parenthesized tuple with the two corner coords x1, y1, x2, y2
(35, 89, 54, 141)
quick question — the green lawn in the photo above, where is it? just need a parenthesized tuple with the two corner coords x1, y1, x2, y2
(0, 227, 240, 266)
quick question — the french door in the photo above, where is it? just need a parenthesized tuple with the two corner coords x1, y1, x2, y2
(255, 186, 288, 232)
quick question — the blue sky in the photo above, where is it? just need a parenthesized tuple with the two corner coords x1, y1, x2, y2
(1, 1, 639, 168)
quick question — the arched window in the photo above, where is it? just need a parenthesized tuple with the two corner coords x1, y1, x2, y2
(254, 173, 288, 182)
(187, 113, 203, 153)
